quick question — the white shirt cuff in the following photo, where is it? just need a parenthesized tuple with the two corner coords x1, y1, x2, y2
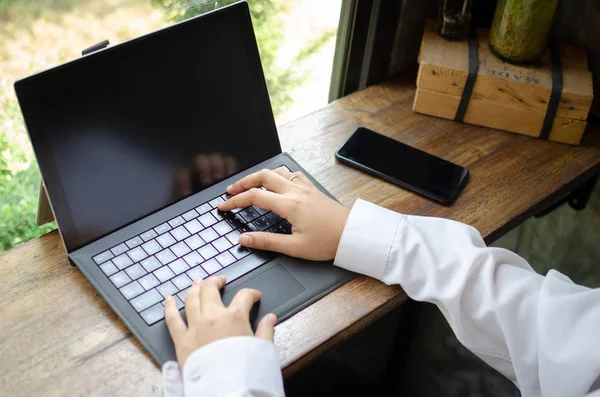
(334, 199, 403, 280)
(165, 336, 283, 397)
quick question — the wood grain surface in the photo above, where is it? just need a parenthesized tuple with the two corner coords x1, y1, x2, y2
(414, 88, 587, 144)
(2, 75, 600, 396)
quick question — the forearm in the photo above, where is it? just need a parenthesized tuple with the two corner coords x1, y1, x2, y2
(334, 199, 600, 397)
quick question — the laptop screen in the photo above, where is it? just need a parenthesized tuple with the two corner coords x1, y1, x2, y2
(14, 2, 281, 252)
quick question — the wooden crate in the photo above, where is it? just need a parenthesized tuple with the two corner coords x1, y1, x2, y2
(414, 20, 594, 145)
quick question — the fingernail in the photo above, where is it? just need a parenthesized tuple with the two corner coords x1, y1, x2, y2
(165, 296, 173, 303)
(220, 275, 226, 283)
(268, 313, 277, 325)
(226, 184, 233, 192)
(239, 234, 253, 246)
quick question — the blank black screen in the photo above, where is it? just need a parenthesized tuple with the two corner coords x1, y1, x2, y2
(336, 128, 468, 203)
(15, 3, 281, 251)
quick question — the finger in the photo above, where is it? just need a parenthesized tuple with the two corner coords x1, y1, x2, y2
(272, 168, 314, 187)
(271, 167, 293, 179)
(226, 169, 291, 195)
(219, 188, 290, 217)
(184, 282, 202, 325)
(228, 288, 261, 319)
(193, 154, 212, 185)
(239, 232, 295, 255)
(164, 296, 187, 341)
(255, 313, 277, 342)
(176, 167, 192, 196)
(208, 153, 225, 180)
(224, 156, 237, 176)
(200, 276, 226, 312)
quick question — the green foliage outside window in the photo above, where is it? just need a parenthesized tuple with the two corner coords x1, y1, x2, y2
(0, 96, 56, 252)
(152, 0, 335, 116)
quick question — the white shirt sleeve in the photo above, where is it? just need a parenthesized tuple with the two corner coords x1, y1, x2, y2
(334, 199, 600, 397)
(162, 336, 285, 397)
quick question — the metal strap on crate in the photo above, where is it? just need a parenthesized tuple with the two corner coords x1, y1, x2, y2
(540, 41, 563, 140)
(455, 28, 479, 122)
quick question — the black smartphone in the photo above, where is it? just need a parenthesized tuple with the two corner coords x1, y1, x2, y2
(335, 127, 469, 205)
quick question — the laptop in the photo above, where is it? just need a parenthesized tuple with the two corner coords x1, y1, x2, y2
(14, 1, 353, 365)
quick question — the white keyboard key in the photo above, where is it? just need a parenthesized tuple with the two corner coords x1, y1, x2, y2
(201, 258, 222, 275)
(172, 274, 192, 291)
(169, 258, 189, 275)
(138, 273, 160, 290)
(226, 230, 242, 245)
(183, 251, 203, 267)
(93, 250, 114, 265)
(113, 254, 133, 270)
(199, 228, 219, 243)
(120, 281, 144, 300)
(130, 289, 162, 312)
(125, 263, 146, 280)
(185, 234, 205, 250)
(156, 249, 177, 265)
(154, 266, 175, 283)
(209, 196, 225, 208)
(168, 216, 185, 228)
(182, 209, 199, 221)
(140, 229, 158, 242)
(99, 260, 118, 276)
(141, 240, 162, 256)
(157, 281, 178, 298)
(214, 221, 233, 236)
(140, 256, 162, 273)
(216, 251, 236, 267)
(198, 244, 218, 260)
(157, 233, 176, 248)
(109, 271, 131, 288)
(184, 219, 203, 234)
(171, 226, 191, 241)
(154, 223, 171, 235)
(127, 246, 148, 263)
(187, 266, 208, 281)
(110, 243, 128, 256)
(195, 203, 211, 215)
(171, 241, 191, 257)
(198, 213, 218, 228)
(140, 303, 165, 325)
(125, 236, 143, 249)
(213, 237, 232, 253)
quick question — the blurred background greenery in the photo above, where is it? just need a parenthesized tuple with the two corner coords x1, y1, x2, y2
(0, 0, 340, 252)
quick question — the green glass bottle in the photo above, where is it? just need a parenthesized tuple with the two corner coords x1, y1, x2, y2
(489, 0, 558, 64)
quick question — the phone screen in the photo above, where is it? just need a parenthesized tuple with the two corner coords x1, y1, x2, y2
(336, 127, 469, 204)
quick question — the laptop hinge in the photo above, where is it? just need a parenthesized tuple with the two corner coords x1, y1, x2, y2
(82, 40, 110, 56)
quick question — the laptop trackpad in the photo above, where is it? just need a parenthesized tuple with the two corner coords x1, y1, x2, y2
(222, 264, 306, 326)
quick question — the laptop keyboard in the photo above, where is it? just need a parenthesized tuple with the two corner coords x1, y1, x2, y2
(91, 187, 292, 326)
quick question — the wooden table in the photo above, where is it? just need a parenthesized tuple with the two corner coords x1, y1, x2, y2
(2, 76, 600, 396)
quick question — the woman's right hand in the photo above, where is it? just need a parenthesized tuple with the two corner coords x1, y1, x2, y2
(218, 168, 350, 261)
